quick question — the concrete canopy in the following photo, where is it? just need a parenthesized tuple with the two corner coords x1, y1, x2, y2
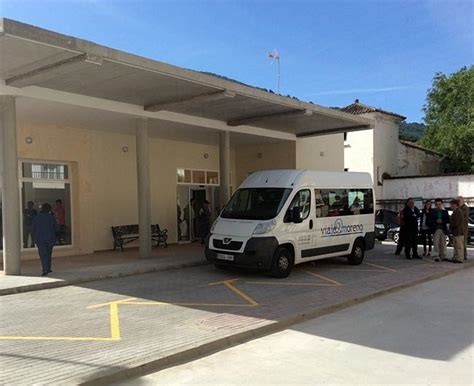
(0, 18, 371, 138)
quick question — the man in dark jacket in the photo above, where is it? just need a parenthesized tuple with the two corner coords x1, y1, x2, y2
(449, 199, 465, 263)
(403, 198, 421, 259)
(395, 207, 406, 255)
(430, 198, 450, 262)
(32, 203, 57, 276)
(457, 196, 469, 260)
(198, 200, 212, 245)
(23, 201, 38, 248)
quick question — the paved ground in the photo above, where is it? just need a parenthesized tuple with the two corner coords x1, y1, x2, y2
(125, 268, 474, 385)
(0, 244, 472, 384)
(0, 244, 205, 295)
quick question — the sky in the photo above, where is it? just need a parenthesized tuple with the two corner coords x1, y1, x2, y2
(1, 0, 472, 122)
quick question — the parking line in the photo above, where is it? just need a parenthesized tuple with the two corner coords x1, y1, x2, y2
(120, 301, 254, 307)
(110, 303, 121, 340)
(87, 297, 137, 309)
(0, 301, 123, 342)
(302, 270, 342, 286)
(222, 280, 259, 306)
(363, 262, 397, 272)
(0, 336, 118, 342)
(246, 281, 336, 287)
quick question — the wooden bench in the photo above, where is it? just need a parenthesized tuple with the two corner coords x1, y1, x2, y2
(111, 224, 168, 251)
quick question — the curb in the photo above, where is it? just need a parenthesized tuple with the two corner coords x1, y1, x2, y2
(81, 263, 474, 385)
(0, 260, 209, 296)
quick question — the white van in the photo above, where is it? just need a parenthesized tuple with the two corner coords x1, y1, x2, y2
(205, 169, 375, 277)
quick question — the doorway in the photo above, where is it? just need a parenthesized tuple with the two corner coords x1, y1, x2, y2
(176, 185, 220, 244)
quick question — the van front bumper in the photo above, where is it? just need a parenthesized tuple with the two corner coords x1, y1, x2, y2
(205, 236, 278, 271)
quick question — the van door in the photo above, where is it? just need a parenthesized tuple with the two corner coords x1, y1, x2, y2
(283, 189, 313, 261)
(312, 188, 352, 257)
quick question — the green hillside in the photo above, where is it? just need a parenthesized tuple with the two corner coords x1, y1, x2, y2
(399, 122, 426, 141)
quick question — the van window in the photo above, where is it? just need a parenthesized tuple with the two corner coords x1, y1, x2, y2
(316, 188, 373, 217)
(348, 189, 374, 214)
(221, 188, 292, 220)
(285, 189, 311, 222)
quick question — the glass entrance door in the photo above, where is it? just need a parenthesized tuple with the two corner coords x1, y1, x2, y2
(177, 185, 221, 243)
(177, 185, 191, 243)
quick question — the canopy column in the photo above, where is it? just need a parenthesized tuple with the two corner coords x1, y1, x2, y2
(219, 131, 231, 207)
(136, 118, 152, 258)
(1, 95, 21, 275)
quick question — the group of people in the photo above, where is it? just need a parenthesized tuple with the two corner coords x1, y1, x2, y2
(177, 198, 212, 244)
(395, 196, 469, 263)
(23, 199, 67, 248)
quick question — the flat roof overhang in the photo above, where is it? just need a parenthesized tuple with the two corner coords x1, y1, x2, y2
(0, 18, 372, 139)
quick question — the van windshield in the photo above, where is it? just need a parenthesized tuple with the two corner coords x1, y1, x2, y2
(221, 188, 292, 220)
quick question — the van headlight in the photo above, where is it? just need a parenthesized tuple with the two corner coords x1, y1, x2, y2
(253, 219, 277, 235)
(210, 220, 218, 233)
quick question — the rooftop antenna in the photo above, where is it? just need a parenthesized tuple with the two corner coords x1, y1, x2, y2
(268, 50, 280, 94)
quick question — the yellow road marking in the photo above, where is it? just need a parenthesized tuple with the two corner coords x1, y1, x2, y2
(246, 281, 336, 287)
(208, 279, 259, 306)
(0, 336, 118, 341)
(224, 280, 259, 306)
(302, 270, 342, 286)
(363, 262, 397, 272)
(119, 301, 255, 307)
(0, 301, 122, 342)
(87, 297, 137, 309)
(208, 278, 239, 286)
(109, 302, 121, 340)
(329, 269, 391, 272)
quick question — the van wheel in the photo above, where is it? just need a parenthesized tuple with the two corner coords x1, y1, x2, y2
(348, 239, 365, 265)
(269, 247, 293, 278)
(393, 232, 400, 244)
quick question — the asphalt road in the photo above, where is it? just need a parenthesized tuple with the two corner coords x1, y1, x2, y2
(121, 267, 474, 385)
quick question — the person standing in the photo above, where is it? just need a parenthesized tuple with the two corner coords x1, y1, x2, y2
(198, 200, 212, 245)
(419, 200, 433, 257)
(53, 199, 66, 244)
(449, 199, 465, 263)
(395, 206, 406, 255)
(430, 198, 450, 262)
(23, 201, 37, 248)
(457, 196, 469, 260)
(32, 203, 57, 276)
(190, 198, 196, 241)
(403, 198, 421, 259)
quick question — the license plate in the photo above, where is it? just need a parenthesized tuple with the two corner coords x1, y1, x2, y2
(217, 253, 234, 261)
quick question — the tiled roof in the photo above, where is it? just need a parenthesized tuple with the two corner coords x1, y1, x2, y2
(399, 139, 445, 158)
(340, 99, 406, 120)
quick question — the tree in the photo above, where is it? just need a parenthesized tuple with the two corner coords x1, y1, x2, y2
(419, 66, 474, 172)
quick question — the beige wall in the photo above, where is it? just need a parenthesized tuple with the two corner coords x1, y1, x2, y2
(234, 141, 296, 187)
(14, 123, 349, 256)
(17, 123, 224, 254)
(296, 134, 344, 171)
